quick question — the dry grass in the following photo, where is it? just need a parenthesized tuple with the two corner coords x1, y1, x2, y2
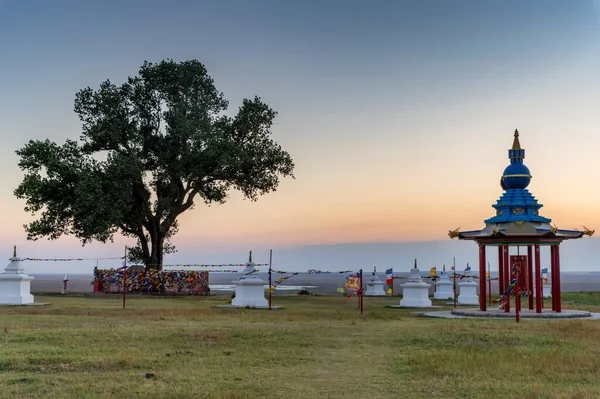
(0, 293, 600, 398)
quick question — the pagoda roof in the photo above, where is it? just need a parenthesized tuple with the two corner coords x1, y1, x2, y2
(457, 222, 583, 244)
(485, 188, 551, 224)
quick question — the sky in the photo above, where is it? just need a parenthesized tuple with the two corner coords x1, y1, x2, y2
(0, 0, 599, 273)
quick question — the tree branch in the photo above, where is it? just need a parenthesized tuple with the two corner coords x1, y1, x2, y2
(119, 224, 140, 236)
(159, 187, 199, 234)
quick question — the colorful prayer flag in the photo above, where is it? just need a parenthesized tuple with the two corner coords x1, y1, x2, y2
(345, 275, 360, 291)
(386, 268, 393, 295)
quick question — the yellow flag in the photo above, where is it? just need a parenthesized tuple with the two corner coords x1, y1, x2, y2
(345, 277, 360, 290)
(430, 267, 437, 278)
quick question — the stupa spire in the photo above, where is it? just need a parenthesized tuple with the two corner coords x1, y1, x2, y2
(248, 250, 252, 263)
(12, 246, 16, 258)
(512, 129, 521, 150)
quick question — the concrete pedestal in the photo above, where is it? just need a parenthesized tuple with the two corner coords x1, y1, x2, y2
(231, 276, 268, 308)
(458, 279, 479, 305)
(400, 268, 432, 307)
(434, 273, 454, 300)
(365, 276, 386, 296)
(543, 284, 551, 298)
(0, 256, 34, 305)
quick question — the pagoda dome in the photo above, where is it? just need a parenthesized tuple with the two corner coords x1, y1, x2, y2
(500, 129, 532, 190)
(502, 162, 531, 189)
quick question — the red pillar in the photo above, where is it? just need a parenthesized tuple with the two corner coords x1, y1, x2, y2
(534, 244, 542, 313)
(555, 245, 561, 313)
(498, 246, 504, 295)
(503, 245, 510, 312)
(527, 245, 534, 310)
(550, 245, 556, 311)
(479, 245, 487, 311)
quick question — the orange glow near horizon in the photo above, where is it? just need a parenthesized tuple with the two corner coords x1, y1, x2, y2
(3, 136, 600, 252)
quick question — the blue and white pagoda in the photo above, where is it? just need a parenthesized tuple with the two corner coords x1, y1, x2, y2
(449, 130, 594, 314)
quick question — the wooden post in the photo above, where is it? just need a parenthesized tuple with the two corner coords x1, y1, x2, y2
(268, 249, 273, 310)
(453, 257, 457, 308)
(359, 269, 364, 315)
(122, 246, 127, 310)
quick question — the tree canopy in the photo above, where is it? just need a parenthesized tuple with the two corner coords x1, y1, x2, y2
(14, 59, 295, 269)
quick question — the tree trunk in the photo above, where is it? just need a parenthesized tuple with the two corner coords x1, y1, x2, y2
(147, 234, 164, 271)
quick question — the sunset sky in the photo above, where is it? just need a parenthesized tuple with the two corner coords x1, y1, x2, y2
(0, 1, 599, 272)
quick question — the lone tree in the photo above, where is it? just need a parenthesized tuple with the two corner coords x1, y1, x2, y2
(14, 59, 295, 270)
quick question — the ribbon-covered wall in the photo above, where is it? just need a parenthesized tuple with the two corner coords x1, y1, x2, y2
(92, 268, 210, 295)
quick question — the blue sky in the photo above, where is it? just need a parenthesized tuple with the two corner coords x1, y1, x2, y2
(0, 1, 599, 273)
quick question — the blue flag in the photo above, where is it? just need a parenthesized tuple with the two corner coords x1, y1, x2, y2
(541, 268, 548, 274)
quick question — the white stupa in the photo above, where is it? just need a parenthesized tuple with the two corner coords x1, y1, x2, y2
(399, 259, 432, 307)
(457, 265, 479, 305)
(231, 250, 268, 308)
(0, 246, 35, 305)
(364, 267, 386, 296)
(434, 268, 454, 300)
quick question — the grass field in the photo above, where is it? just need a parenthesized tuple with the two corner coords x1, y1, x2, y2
(1, 293, 600, 399)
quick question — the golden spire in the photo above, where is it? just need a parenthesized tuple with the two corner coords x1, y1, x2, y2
(13, 246, 16, 257)
(512, 129, 521, 150)
(248, 250, 252, 263)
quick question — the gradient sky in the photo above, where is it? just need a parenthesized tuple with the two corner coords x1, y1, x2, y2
(1, 1, 599, 272)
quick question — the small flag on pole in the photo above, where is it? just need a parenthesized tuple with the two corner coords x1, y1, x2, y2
(386, 268, 393, 295)
(541, 268, 549, 284)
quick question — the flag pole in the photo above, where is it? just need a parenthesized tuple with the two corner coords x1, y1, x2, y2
(268, 249, 273, 310)
(453, 257, 457, 308)
(359, 269, 364, 315)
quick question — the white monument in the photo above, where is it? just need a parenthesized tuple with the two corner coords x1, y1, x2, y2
(434, 270, 454, 300)
(231, 251, 268, 308)
(457, 266, 479, 305)
(0, 247, 35, 305)
(399, 260, 432, 307)
(543, 283, 551, 298)
(364, 267, 386, 296)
